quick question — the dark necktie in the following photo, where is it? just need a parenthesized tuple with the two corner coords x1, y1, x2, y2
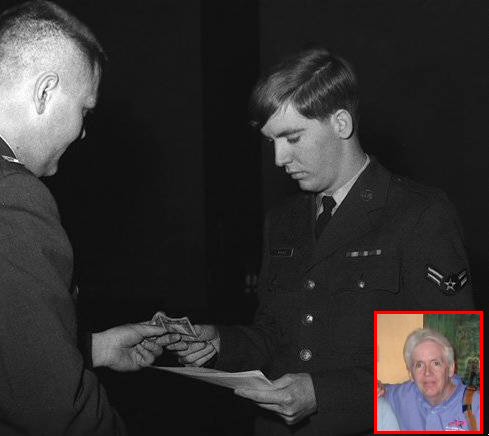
(315, 195, 336, 239)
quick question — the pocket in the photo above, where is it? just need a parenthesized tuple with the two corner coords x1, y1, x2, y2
(333, 258, 400, 295)
(328, 260, 400, 346)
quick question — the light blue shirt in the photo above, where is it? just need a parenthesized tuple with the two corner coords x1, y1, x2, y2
(378, 396, 400, 431)
(386, 376, 480, 431)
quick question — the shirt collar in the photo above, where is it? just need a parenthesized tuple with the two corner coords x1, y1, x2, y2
(316, 154, 370, 217)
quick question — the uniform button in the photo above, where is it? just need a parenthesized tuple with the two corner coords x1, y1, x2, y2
(304, 279, 315, 290)
(302, 314, 314, 325)
(357, 280, 366, 289)
(299, 348, 312, 361)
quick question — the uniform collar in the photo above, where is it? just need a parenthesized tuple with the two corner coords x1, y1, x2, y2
(316, 154, 370, 217)
(0, 133, 21, 163)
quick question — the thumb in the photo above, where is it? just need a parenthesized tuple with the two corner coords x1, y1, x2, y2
(132, 323, 168, 337)
(271, 374, 294, 389)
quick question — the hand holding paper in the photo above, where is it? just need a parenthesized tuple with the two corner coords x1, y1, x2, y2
(235, 373, 317, 426)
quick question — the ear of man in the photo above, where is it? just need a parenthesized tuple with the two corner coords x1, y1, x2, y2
(448, 363, 455, 378)
(331, 109, 354, 139)
(34, 72, 59, 114)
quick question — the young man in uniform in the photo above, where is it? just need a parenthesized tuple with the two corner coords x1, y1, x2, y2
(167, 48, 475, 435)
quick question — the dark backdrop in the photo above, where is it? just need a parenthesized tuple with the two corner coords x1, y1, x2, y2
(1, 0, 486, 434)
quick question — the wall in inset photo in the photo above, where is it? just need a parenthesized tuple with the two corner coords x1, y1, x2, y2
(377, 314, 423, 383)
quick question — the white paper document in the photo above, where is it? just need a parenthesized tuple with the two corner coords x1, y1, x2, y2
(151, 365, 275, 391)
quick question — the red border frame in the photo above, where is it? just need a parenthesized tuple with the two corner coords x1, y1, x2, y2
(374, 310, 484, 434)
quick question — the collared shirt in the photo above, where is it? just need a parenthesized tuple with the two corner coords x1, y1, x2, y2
(386, 376, 480, 431)
(316, 154, 370, 218)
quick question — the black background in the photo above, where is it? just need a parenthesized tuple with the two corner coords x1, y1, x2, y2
(1, 0, 487, 434)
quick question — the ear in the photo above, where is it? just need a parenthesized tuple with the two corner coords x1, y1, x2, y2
(448, 363, 455, 378)
(331, 109, 354, 139)
(34, 72, 59, 114)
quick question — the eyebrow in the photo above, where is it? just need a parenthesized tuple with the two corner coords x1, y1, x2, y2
(263, 128, 305, 139)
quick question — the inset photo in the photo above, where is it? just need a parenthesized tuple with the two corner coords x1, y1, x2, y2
(374, 311, 483, 434)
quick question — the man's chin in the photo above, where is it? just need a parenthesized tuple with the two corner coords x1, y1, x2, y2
(297, 179, 319, 192)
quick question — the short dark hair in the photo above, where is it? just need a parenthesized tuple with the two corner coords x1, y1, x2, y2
(250, 48, 359, 130)
(0, 0, 106, 75)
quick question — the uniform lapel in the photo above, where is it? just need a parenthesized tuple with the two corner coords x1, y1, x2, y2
(273, 192, 316, 270)
(0, 136, 16, 159)
(306, 158, 392, 272)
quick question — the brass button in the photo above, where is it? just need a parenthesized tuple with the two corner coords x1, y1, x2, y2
(299, 348, 312, 361)
(357, 280, 366, 289)
(302, 314, 314, 325)
(304, 279, 315, 290)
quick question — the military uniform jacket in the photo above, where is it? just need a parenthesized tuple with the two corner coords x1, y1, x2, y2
(216, 158, 474, 436)
(0, 139, 126, 435)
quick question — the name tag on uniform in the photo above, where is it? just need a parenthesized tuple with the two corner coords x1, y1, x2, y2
(346, 249, 382, 257)
(271, 247, 294, 257)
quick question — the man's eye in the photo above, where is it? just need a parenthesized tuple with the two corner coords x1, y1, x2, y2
(414, 362, 423, 369)
(287, 136, 300, 144)
(263, 137, 274, 145)
(433, 361, 441, 367)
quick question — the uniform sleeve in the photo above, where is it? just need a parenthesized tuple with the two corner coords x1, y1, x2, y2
(400, 195, 475, 308)
(0, 173, 126, 436)
(215, 214, 280, 372)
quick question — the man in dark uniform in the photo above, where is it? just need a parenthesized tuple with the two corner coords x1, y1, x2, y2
(0, 2, 180, 434)
(167, 48, 475, 435)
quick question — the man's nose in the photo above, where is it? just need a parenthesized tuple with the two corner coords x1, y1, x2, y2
(274, 140, 292, 167)
(424, 365, 433, 376)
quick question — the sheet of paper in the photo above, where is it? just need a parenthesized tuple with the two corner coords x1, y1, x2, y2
(151, 366, 275, 391)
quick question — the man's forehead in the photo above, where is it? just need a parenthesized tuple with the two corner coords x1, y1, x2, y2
(413, 340, 445, 358)
(261, 104, 310, 136)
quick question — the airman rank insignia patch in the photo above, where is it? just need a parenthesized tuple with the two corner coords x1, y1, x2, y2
(426, 265, 468, 295)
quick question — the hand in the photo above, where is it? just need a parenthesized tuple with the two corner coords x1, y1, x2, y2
(161, 324, 220, 367)
(378, 380, 385, 398)
(92, 322, 181, 371)
(235, 373, 317, 425)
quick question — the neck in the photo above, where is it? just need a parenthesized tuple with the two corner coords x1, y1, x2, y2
(429, 380, 456, 406)
(326, 140, 366, 194)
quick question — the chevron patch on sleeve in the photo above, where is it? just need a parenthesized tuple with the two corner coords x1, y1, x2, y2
(426, 265, 468, 295)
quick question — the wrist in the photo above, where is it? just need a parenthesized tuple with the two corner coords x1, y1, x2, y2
(209, 330, 221, 353)
(91, 332, 108, 368)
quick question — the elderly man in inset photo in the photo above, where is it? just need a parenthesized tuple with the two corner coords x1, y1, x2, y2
(382, 328, 480, 431)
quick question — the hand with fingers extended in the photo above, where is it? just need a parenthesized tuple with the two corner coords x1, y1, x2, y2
(92, 322, 182, 371)
(160, 324, 220, 367)
(234, 373, 317, 426)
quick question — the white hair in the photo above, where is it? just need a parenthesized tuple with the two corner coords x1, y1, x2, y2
(403, 328, 455, 369)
